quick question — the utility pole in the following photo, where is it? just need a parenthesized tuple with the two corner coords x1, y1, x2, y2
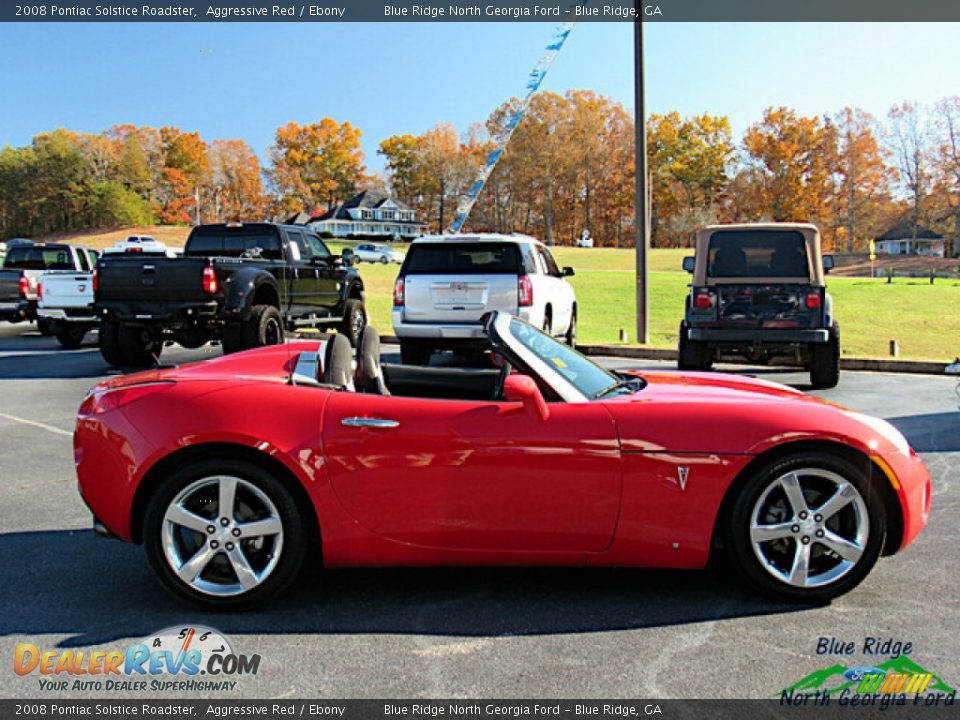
(634, 12, 649, 344)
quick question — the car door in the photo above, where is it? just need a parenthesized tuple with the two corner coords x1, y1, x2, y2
(535, 246, 573, 334)
(302, 231, 340, 309)
(322, 391, 621, 553)
(284, 229, 322, 316)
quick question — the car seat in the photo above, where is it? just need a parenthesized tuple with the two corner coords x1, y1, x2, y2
(323, 333, 354, 391)
(355, 326, 390, 395)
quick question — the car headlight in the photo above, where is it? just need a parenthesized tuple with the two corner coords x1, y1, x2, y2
(845, 411, 912, 457)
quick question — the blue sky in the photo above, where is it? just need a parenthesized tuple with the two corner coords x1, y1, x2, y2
(1, 22, 958, 174)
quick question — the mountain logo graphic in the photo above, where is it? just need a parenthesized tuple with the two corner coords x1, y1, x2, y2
(781, 655, 956, 697)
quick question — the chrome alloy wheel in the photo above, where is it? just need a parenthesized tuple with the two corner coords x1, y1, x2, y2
(749, 468, 869, 588)
(161, 475, 284, 597)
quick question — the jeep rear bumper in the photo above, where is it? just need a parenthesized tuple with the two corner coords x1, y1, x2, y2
(687, 327, 830, 344)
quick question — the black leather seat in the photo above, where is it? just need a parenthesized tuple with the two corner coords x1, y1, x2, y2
(323, 333, 354, 391)
(355, 326, 390, 395)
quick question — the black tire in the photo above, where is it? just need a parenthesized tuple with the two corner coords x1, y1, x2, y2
(118, 324, 163, 367)
(339, 299, 366, 348)
(220, 323, 244, 354)
(677, 322, 713, 371)
(400, 339, 432, 365)
(238, 305, 284, 351)
(724, 451, 886, 603)
(565, 307, 577, 347)
(142, 458, 310, 609)
(379, 255, 389, 264)
(99, 319, 124, 366)
(810, 324, 840, 389)
(36, 317, 54, 336)
(542, 309, 552, 337)
(56, 324, 87, 349)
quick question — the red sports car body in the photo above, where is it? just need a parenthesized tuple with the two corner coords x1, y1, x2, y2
(75, 313, 931, 608)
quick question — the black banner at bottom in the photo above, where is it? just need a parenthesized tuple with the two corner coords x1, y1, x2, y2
(3, 699, 959, 720)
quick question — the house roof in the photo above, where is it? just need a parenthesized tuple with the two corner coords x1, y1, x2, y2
(310, 190, 415, 222)
(877, 220, 943, 241)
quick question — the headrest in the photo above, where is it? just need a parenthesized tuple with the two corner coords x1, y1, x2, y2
(323, 333, 354, 390)
(356, 326, 381, 389)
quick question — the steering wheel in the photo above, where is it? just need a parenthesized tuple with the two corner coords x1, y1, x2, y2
(492, 361, 513, 401)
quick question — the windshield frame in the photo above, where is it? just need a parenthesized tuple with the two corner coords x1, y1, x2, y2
(488, 312, 636, 403)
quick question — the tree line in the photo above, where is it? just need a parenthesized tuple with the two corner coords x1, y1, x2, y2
(2, 94, 959, 254)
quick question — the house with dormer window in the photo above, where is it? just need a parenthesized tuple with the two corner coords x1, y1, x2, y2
(308, 190, 428, 241)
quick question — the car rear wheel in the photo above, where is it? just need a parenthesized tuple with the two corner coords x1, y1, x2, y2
(810, 324, 840, 389)
(677, 322, 713, 371)
(725, 452, 885, 603)
(400, 339, 432, 365)
(56, 324, 86, 349)
(143, 459, 309, 609)
(379, 255, 389, 264)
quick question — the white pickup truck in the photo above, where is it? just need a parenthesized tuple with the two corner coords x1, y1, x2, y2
(37, 238, 179, 348)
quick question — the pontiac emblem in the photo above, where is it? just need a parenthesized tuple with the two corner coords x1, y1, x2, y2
(676, 466, 690, 491)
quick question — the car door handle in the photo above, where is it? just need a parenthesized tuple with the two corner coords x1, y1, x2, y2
(340, 417, 400, 428)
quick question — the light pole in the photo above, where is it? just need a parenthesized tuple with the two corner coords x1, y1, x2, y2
(634, 12, 649, 344)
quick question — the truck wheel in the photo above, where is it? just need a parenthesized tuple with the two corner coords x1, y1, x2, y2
(220, 324, 244, 355)
(400, 340, 432, 365)
(119, 325, 163, 367)
(339, 299, 366, 348)
(810, 325, 840, 389)
(56, 325, 87, 349)
(240, 305, 284, 350)
(677, 323, 713, 371)
(99, 319, 124, 366)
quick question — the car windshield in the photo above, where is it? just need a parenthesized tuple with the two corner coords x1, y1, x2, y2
(707, 230, 809, 279)
(504, 318, 637, 400)
(3, 246, 73, 270)
(406, 243, 520, 275)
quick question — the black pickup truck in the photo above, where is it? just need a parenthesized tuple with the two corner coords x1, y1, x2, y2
(94, 222, 366, 366)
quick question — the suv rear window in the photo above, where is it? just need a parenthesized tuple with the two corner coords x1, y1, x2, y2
(405, 243, 520, 275)
(707, 230, 809, 279)
(185, 227, 282, 260)
(3, 245, 73, 270)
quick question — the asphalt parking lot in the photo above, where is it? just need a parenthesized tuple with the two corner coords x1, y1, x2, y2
(1, 320, 958, 700)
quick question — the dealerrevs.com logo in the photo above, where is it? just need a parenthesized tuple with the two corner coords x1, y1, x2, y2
(14, 625, 260, 693)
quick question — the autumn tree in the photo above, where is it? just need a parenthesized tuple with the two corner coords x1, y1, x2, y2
(830, 108, 894, 251)
(268, 119, 366, 216)
(207, 140, 266, 221)
(933, 96, 960, 256)
(887, 102, 933, 241)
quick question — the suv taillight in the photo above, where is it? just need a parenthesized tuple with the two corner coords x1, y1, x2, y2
(18, 274, 29, 298)
(805, 292, 822, 309)
(202, 266, 218, 295)
(393, 277, 405, 307)
(695, 291, 713, 309)
(518, 275, 533, 307)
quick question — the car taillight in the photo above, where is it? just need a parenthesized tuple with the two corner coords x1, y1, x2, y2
(518, 275, 533, 307)
(202, 266, 218, 295)
(695, 291, 713, 309)
(92, 268, 99, 294)
(78, 381, 175, 416)
(393, 277, 405, 307)
(806, 292, 822, 309)
(18, 274, 29, 298)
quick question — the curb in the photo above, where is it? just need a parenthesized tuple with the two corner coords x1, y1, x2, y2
(294, 331, 949, 376)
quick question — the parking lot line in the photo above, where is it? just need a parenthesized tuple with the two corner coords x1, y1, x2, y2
(0, 412, 72, 437)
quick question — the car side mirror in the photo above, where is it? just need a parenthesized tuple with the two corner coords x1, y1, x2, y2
(823, 255, 834, 273)
(503, 374, 550, 421)
(561, 266, 575, 277)
(682, 256, 695, 273)
(310, 256, 329, 266)
(341, 249, 354, 267)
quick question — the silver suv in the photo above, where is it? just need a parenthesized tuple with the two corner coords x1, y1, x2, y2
(391, 233, 577, 364)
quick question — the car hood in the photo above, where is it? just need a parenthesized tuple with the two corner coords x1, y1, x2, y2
(601, 369, 869, 455)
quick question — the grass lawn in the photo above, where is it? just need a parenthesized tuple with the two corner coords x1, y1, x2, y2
(34, 228, 960, 361)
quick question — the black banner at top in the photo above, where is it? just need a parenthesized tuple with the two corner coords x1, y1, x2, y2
(3, 0, 960, 22)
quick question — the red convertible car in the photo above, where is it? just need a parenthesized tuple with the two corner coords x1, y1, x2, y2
(75, 312, 930, 608)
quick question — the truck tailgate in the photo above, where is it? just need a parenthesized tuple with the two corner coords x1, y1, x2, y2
(97, 257, 209, 304)
(402, 274, 518, 323)
(716, 284, 821, 328)
(39, 273, 93, 310)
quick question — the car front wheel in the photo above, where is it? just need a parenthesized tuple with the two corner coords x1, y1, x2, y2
(143, 459, 309, 609)
(725, 452, 885, 603)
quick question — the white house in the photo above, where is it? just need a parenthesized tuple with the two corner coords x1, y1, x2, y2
(308, 190, 428, 241)
(875, 220, 945, 257)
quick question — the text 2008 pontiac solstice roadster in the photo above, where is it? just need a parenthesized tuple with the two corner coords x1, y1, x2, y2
(75, 312, 930, 608)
